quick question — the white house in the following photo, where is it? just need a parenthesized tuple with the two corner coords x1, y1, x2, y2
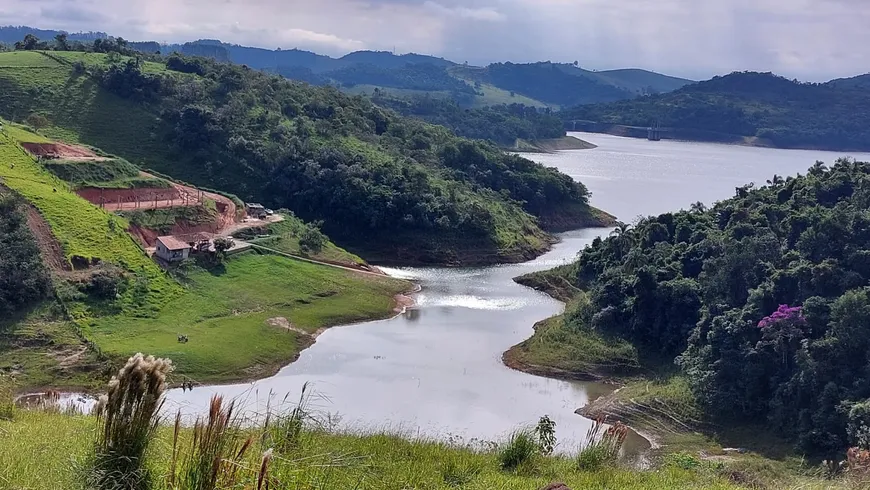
(155, 236, 191, 263)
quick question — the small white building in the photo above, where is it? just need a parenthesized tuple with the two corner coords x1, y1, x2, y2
(155, 236, 191, 263)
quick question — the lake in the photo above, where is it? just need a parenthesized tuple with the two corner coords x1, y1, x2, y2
(161, 133, 870, 454)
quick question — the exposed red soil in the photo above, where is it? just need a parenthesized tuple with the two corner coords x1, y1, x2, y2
(78, 173, 239, 231)
(77, 187, 184, 207)
(22, 204, 70, 273)
(20, 142, 107, 161)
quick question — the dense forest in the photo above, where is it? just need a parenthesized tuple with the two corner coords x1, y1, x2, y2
(371, 95, 564, 146)
(561, 71, 870, 151)
(537, 159, 870, 456)
(0, 195, 51, 316)
(0, 42, 602, 263)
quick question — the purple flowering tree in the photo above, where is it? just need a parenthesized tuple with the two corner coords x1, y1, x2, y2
(758, 305, 807, 368)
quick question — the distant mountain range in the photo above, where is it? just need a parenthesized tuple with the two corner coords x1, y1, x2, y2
(0, 26, 694, 107)
(560, 71, 870, 151)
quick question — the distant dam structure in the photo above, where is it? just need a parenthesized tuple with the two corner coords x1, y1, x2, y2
(647, 120, 662, 141)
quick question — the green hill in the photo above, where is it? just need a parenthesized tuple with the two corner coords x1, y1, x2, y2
(561, 71, 870, 151)
(0, 50, 608, 265)
(0, 122, 412, 387)
(591, 68, 694, 94)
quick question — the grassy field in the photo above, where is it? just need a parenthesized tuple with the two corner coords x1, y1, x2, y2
(88, 252, 410, 383)
(0, 409, 746, 490)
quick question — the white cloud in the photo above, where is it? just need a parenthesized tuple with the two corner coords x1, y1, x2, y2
(2, 0, 869, 81)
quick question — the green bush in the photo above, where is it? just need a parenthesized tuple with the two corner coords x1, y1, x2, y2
(498, 429, 538, 470)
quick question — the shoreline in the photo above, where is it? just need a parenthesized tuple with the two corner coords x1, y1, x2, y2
(510, 135, 599, 154)
(569, 127, 870, 153)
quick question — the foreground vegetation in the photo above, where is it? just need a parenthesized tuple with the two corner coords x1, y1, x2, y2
(0, 354, 743, 490)
(512, 159, 870, 462)
(0, 409, 749, 490)
(562, 71, 870, 151)
(0, 48, 609, 264)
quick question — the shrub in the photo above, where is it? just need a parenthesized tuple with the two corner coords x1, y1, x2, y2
(576, 417, 628, 471)
(84, 266, 127, 300)
(299, 221, 326, 254)
(498, 429, 538, 470)
(90, 353, 173, 490)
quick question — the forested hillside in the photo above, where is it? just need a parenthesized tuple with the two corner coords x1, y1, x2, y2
(0, 49, 606, 264)
(371, 95, 564, 146)
(524, 159, 870, 457)
(561, 71, 870, 151)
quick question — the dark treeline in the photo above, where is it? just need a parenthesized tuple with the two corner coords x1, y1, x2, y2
(549, 160, 870, 456)
(371, 95, 565, 146)
(8, 32, 139, 57)
(468, 62, 634, 107)
(0, 195, 51, 317)
(69, 52, 593, 261)
(561, 71, 870, 151)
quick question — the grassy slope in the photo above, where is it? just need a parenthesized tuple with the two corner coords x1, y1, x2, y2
(0, 51, 167, 165)
(0, 128, 178, 318)
(0, 306, 105, 391)
(91, 253, 409, 383)
(0, 123, 411, 387)
(247, 213, 367, 267)
(0, 410, 742, 490)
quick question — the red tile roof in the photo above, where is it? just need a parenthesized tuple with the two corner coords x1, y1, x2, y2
(157, 235, 191, 251)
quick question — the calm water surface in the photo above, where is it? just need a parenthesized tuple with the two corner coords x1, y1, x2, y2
(162, 133, 870, 453)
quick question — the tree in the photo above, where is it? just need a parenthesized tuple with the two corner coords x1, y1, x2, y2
(54, 33, 69, 51)
(213, 236, 235, 261)
(14, 34, 39, 51)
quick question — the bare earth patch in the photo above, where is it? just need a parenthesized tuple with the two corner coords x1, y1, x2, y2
(20, 142, 108, 161)
(267, 317, 324, 338)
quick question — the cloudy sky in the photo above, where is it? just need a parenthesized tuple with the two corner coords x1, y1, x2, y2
(3, 0, 869, 81)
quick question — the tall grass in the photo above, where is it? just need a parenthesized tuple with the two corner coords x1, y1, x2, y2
(90, 353, 172, 490)
(498, 429, 539, 471)
(576, 417, 629, 471)
(266, 382, 315, 453)
(169, 395, 255, 490)
(0, 375, 14, 421)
